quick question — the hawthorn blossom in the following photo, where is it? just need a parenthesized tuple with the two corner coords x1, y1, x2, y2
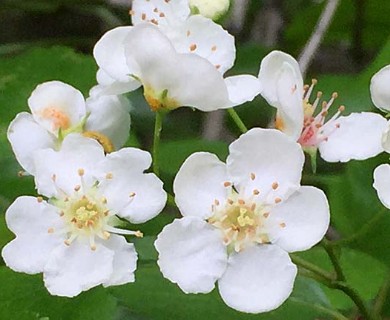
(2, 134, 167, 297)
(130, 0, 234, 74)
(7, 81, 130, 175)
(93, 22, 261, 111)
(371, 65, 390, 209)
(155, 128, 330, 313)
(258, 50, 387, 163)
(370, 65, 390, 153)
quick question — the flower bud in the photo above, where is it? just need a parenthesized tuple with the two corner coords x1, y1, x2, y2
(190, 0, 230, 21)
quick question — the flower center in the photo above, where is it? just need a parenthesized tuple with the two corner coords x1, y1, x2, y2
(298, 79, 345, 148)
(46, 169, 142, 251)
(144, 86, 179, 112)
(208, 175, 286, 253)
(41, 107, 71, 130)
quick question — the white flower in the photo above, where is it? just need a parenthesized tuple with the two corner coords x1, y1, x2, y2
(93, 23, 261, 111)
(189, 0, 230, 20)
(370, 65, 390, 153)
(130, 0, 232, 70)
(155, 128, 330, 313)
(131, 0, 190, 27)
(2, 134, 167, 297)
(7, 81, 131, 174)
(258, 50, 387, 163)
(370, 65, 390, 113)
(373, 164, 390, 209)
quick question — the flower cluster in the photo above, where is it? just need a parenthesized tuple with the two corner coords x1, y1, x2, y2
(2, 0, 388, 315)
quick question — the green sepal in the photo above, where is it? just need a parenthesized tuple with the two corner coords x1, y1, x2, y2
(303, 146, 318, 174)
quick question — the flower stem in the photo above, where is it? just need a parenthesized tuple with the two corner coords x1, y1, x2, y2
(294, 248, 375, 320)
(321, 239, 345, 281)
(333, 282, 376, 320)
(373, 273, 390, 318)
(321, 239, 376, 320)
(227, 108, 248, 133)
(153, 111, 164, 176)
(291, 254, 333, 280)
(288, 297, 349, 320)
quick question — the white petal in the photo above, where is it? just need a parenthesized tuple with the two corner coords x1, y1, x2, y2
(373, 164, 390, 209)
(155, 217, 227, 294)
(96, 147, 152, 177)
(99, 170, 166, 224)
(258, 50, 303, 107)
(319, 112, 387, 162)
(381, 120, 390, 153)
(270, 186, 330, 252)
(227, 128, 304, 200)
(224, 75, 262, 107)
(85, 94, 131, 150)
(7, 112, 56, 174)
(370, 65, 390, 112)
(124, 24, 230, 111)
(274, 62, 304, 140)
(218, 245, 297, 313)
(28, 81, 86, 135)
(43, 242, 114, 297)
(161, 15, 235, 74)
(2, 196, 63, 274)
(93, 69, 141, 97)
(131, 0, 190, 26)
(174, 152, 230, 219)
(104, 173, 166, 223)
(96, 147, 166, 223)
(93, 26, 138, 82)
(34, 134, 105, 197)
(103, 235, 138, 287)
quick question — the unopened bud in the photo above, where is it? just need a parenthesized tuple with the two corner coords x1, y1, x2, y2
(190, 0, 230, 20)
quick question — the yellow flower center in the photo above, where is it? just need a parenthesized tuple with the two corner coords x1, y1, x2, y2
(46, 169, 142, 251)
(208, 175, 288, 253)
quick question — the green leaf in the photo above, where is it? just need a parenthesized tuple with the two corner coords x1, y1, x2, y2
(0, 266, 119, 320)
(159, 139, 229, 177)
(110, 265, 335, 320)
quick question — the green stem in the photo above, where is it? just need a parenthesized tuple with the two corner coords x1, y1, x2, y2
(334, 282, 375, 320)
(322, 239, 346, 282)
(321, 239, 375, 320)
(227, 108, 248, 133)
(288, 298, 349, 320)
(294, 249, 375, 320)
(373, 273, 390, 318)
(330, 209, 387, 246)
(153, 111, 164, 176)
(291, 255, 334, 280)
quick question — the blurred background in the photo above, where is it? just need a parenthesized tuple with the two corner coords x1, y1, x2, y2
(1, 0, 390, 319)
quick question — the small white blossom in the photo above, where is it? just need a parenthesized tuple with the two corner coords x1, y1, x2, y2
(130, 0, 233, 72)
(370, 65, 390, 153)
(93, 23, 261, 112)
(8, 81, 131, 175)
(258, 50, 387, 163)
(155, 128, 330, 313)
(373, 164, 390, 209)
(2, 134, 167, 297)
